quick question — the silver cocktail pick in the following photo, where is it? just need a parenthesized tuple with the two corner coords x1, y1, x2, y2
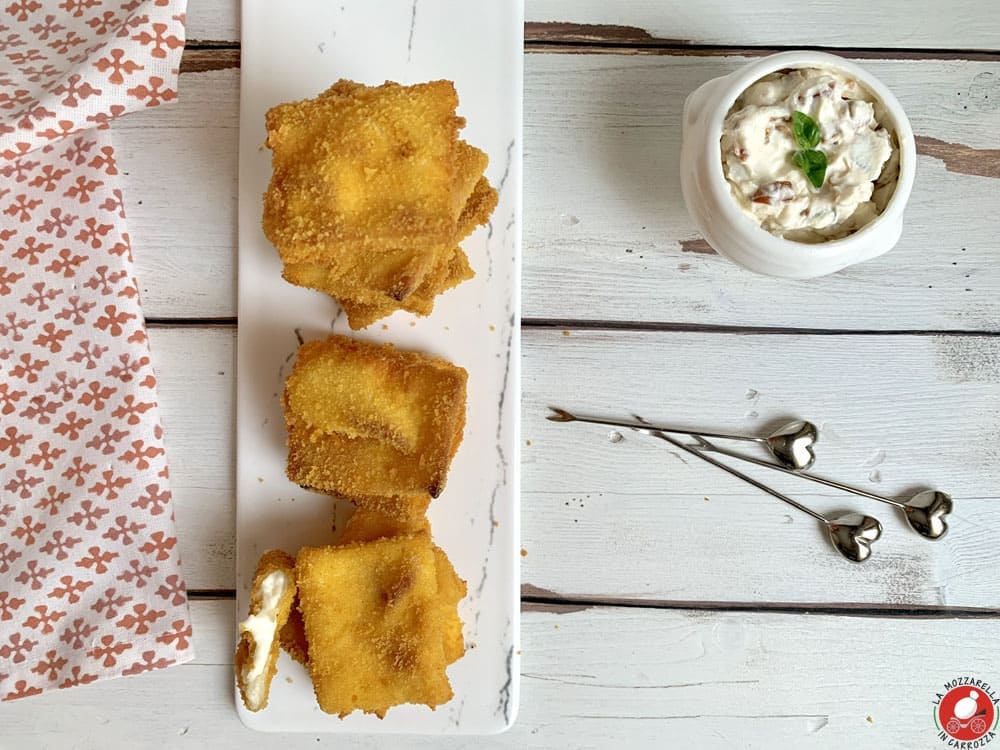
(646, 430, 882, 563)
(546, 406, 818, 470)
(689, 437, 952, 540)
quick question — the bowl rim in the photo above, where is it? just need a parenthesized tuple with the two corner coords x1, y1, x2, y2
(701, 50, 916, 264)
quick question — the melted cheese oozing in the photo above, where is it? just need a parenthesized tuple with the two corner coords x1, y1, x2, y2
(238, 570, 290, 707)
(720, 67, 896, 243)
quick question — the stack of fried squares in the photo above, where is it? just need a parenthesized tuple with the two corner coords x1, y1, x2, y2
(263, 79, 498, 330)
(283, 334, 467, 513)
(237, 495, 467, 717)
(236, 332, 471, 717)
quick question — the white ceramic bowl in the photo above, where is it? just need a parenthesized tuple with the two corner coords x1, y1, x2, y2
(679, 51, 916, 279)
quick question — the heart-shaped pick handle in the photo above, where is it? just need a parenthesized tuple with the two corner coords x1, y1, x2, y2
(904, 490, 952, 540)
(826, 512, 882, 563)
(766, 421, 818, 471)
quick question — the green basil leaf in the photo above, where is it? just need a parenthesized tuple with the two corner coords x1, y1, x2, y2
(792, 111, 821, 150)
(793, 149, 828, 189)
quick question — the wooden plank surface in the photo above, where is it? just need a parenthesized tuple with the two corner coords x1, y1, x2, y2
(184, 0, 1000, 50)
(185, 0, 238, 42)
(119, 56, 1000, 329)
(151, 325, 234, 590)
(3, 598, 996, 749)
(521, 55, 1000, 330)
(155, 326, 1000, 607)
(521, 328, 1000, 607)
(525, 2, 1000, 50)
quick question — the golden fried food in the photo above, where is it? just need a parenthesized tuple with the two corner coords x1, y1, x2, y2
(337, 507, 466, 665)
(263, 79, 497, 328)
(282, 244, 443, 304)
(284, 337, 462, 453)
(284, 336, 467, 499)
(278, 598, 309, 666)
(287, 416, 445, 499)
(351, 493, 433, 526)
(281, 244, 444, 306)
(333, 177, 495, 329)
(264, 80, 464, 261)
(281, 170, 493, 311)
(338, 503, 431, 545)
(280, 502, 465, 669)
(433, 546, 467, 665)
(458, 176, 499, 240)
(315, 141, 486, 304)
(280, 502, 430, 667)
(235, 550, 297, 712)
(335, 248, 473, 329)
(296, 533, 454, 717)
(278, 144, 493, 314)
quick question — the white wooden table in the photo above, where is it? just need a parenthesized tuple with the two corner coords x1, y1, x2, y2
(6, 3, 1000, 747)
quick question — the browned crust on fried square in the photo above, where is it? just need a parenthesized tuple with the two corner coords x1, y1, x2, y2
(336, 246, 475, 329)
(284, 336, 467, 499)
(277, 141, 491, 314)
(296, 533, 454, 717)
(331, 175, 495, 329)
(263, 79, 463, 264)
(336, 507, 466, 666)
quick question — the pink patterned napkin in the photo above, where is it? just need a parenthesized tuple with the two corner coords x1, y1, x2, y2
(1, 1, 191, 701)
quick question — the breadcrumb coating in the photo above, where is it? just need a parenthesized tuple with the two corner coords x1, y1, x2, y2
(284, 336, 467, 500)
(263, 79, 497, 327)
(338, 507, 466, 666)
(264, 79, 463, 259)
(334, 176, 496, 329)
(296, 534, 454, 717)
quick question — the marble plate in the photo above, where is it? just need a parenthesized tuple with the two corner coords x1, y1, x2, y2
(235, 0, 522, 735)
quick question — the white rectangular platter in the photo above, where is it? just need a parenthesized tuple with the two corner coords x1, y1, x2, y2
(235, 0, 522, 734)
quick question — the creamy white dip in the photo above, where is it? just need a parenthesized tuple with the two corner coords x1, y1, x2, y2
(238, 570, 291, 708)
(721, 67, 898, 243)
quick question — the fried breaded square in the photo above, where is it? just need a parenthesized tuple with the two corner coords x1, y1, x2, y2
(282, 169, 493, 302)
(336, 507, 466, 665)
(284, 336, 467, 456)
(284, 336, 467, 498)
(279, 549, 465, 672)
(328, 141, 485, 303)
(263, 80, 464, 265)
(285, 337, 463, 453)
(282, 503, 464, 668)
(296, 533, 454, 717)
(278, 141, 490, 309)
